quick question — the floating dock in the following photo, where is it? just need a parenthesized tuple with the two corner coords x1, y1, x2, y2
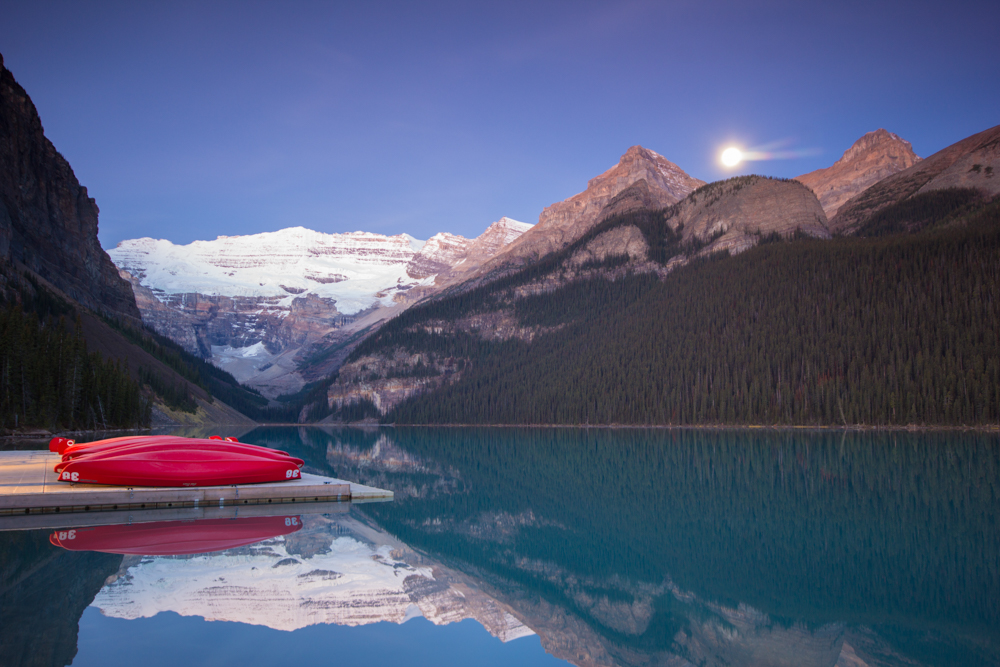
(0, 450, 392, 530)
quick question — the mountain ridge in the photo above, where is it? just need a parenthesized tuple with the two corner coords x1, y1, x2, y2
(832, 124, 1000, 233)
(795, 129, 921, 218)
(464, 146, 706, 286)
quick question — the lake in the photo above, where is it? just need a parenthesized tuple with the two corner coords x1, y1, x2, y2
(2, 427, 998, 666)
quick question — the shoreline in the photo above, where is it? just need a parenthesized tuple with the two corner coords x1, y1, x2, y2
(4, 422, 999, 440)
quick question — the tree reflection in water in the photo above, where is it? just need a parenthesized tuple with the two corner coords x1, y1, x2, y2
(266, 426, 999, 667)
(2, 427, 997, 667)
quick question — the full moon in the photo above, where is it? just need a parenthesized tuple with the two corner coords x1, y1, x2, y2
(721, 147, 743, 167)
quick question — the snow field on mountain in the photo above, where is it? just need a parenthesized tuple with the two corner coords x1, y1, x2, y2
(109, 227, 431, 315)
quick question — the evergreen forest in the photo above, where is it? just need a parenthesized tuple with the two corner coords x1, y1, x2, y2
(373, 193, 1000, 426)
(0, 290, 151, 431)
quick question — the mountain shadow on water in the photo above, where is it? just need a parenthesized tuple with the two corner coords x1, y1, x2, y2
(0, 529, 122, 667)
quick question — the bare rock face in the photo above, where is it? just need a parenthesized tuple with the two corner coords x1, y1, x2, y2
(668, 175, 830, 255)
(568, 225, 649, 268)
(406, 217, 532, 286)
(121, 269, 347, 358)
(0, 53, 140, 321)
(796, 129, 921, 218)
(461, 216, 534, 266)
(832, 124, 1000, 233)
(480, 146, 705, 273)
(406, 232, 473, 279)
(430, 217, 534, 286)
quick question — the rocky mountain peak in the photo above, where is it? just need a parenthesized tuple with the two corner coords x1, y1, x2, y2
(588, 145, 704, 203)
(476, 146, 705, 276)
(470, 217, 533, 255)
(839, 128, 915, 163)
(795, 129, 921, 217)
(408, 217, 532, 286)
(831, 123, 1000, 233)
(667, 175, 830, 256)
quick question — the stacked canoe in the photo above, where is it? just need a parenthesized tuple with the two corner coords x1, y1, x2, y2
(49, 435, 305, 487)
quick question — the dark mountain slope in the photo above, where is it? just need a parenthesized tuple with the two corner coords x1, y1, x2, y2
(0, 53, 267, 429)
(383, 195, 1000, 426)
(0, 53, 139, 323)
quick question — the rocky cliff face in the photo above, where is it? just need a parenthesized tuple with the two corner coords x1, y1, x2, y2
(666, 175, 830, 255)
(795, 129, 922, 218)
(831, 124, 1000, 233)
(476, 146, 705, 276)
(406, 232, 473, 279)
(404, 216, 533, 285)
(0, 52, 140, 321)
(428, 216, 534, 287)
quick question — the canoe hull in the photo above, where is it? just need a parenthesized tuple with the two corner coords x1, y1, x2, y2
(57, 451, 304, 487)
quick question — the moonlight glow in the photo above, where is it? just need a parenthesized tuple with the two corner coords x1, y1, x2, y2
(721, 147, 743, 167)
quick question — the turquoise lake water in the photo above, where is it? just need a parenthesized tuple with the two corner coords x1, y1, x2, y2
(2, 427, 998, 666)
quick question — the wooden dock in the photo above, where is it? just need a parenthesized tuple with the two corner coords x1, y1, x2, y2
(0, 450, 392, 530)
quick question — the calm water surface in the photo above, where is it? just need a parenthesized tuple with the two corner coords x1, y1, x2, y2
(1, 427, 998, 666)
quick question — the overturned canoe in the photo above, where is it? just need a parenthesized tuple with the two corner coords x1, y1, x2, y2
(49, 516, 303, 555)
(58, 439, 301, 467)
(56, 448, 305, 487)
(57, 435, 270, 458)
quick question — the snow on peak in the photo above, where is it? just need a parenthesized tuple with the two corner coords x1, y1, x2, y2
(108, 227, 433, 314)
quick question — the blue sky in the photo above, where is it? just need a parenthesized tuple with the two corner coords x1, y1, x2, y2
(1, 0, 998, 247)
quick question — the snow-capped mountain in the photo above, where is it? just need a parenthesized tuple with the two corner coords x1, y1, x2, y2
(110, 227, 430, 314)
(92, 515, 533, 641)
(108, 220, 531, 396)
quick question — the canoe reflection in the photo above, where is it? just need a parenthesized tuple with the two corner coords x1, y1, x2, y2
(48, 516, 303, 555)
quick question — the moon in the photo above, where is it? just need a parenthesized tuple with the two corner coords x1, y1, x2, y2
(721, 147, 743, 167)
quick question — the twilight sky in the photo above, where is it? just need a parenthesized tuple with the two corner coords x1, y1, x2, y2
(1, 0, 998, 247)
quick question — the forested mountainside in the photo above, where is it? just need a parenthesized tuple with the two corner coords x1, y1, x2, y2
(330, 186, 1000, 427)
(0, 53, 280, 431)
(0, 269, 150, 430)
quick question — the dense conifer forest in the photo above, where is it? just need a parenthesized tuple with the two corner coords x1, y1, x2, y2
(0, 274, 151, 430)
(373, 193, 1000, 426)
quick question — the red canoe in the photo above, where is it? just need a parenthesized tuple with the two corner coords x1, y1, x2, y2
(58, 435, 269, 459)
(51, 435, 158, 455)
(58, 439, 302, 468)
(49, 516, 303, 555)
(56, 448, 305, 486)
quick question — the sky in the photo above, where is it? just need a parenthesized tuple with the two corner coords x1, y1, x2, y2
(1, 0, 998, 248)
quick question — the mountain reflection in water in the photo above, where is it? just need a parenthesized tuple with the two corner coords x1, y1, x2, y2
(1, 427, 997, 667)
(276, 426, 999, 667)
